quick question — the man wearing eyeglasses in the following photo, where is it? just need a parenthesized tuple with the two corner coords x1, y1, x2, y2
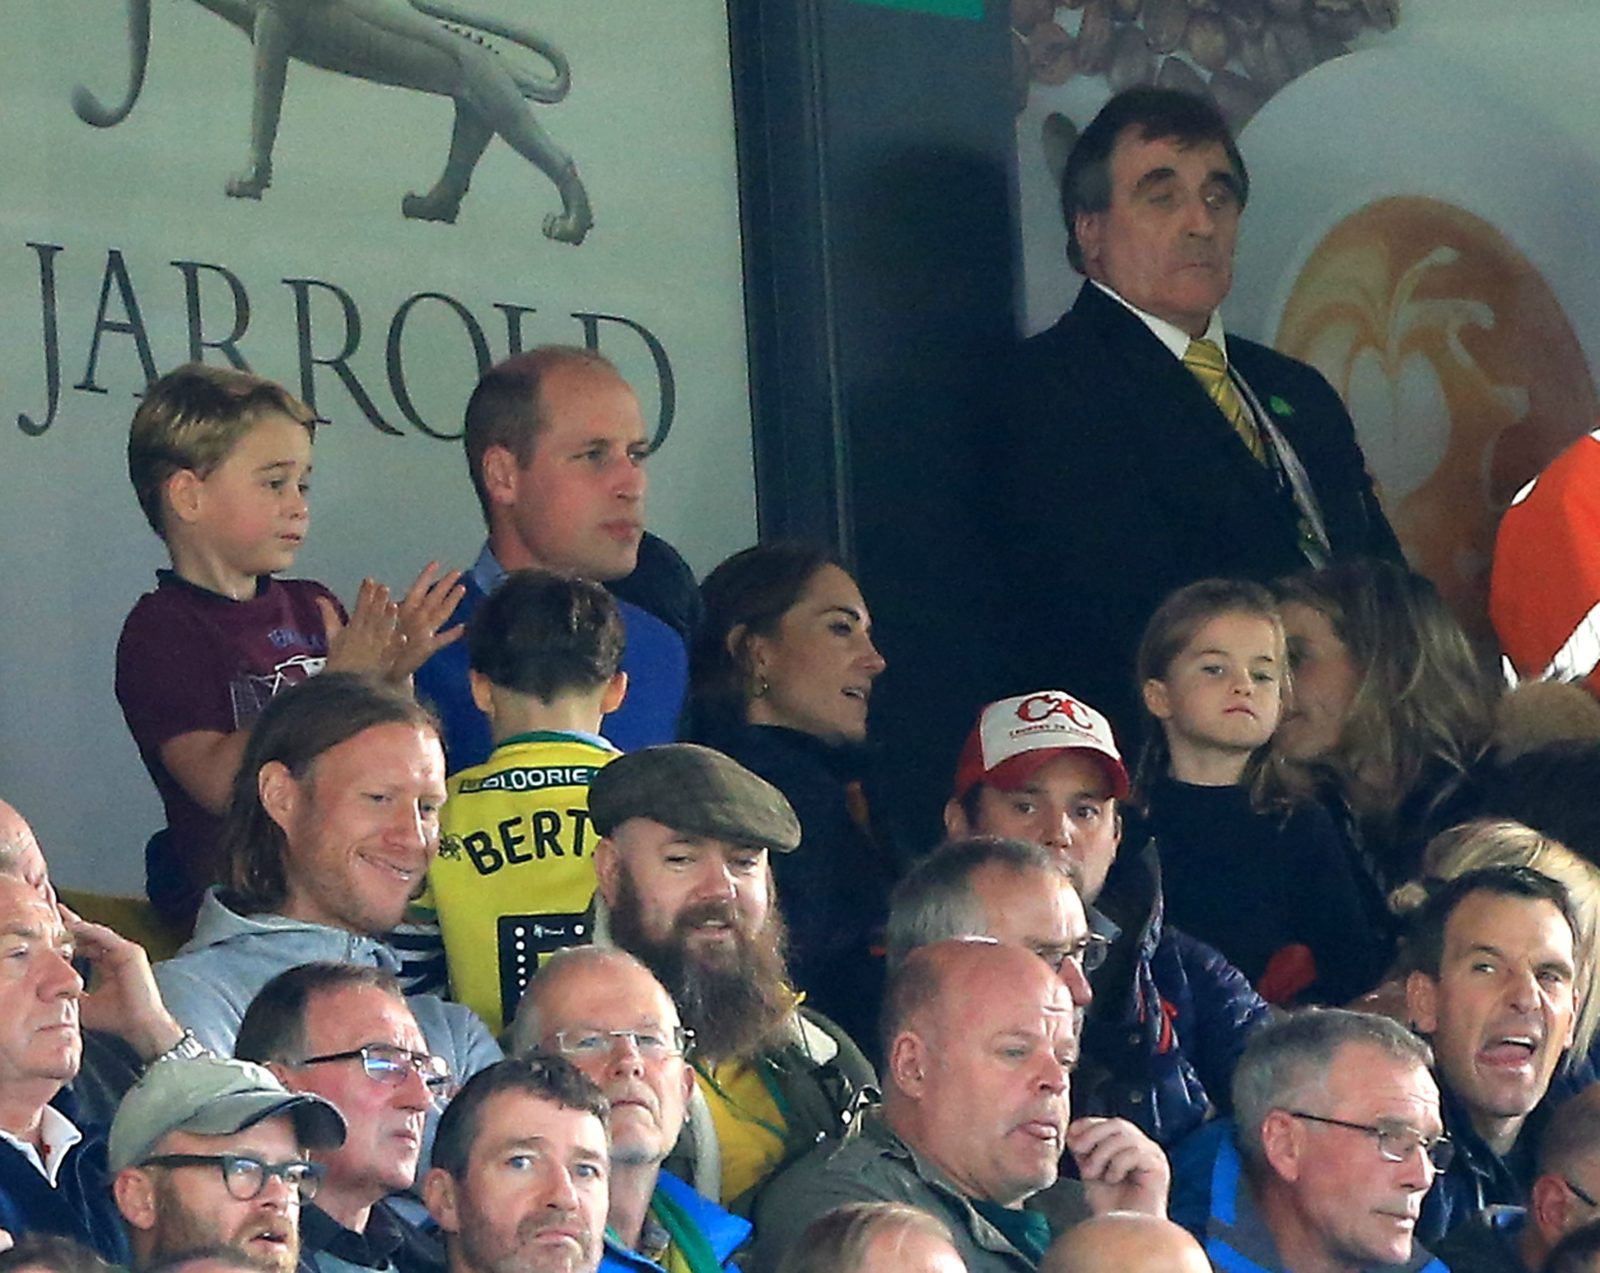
(235, 964, 454, 1273)
(940, 691, 1270, 1149)
(513, 947, 750, 1271)
(1170, 1008, 1450, 1272)
(108, 1056, 346, 1273)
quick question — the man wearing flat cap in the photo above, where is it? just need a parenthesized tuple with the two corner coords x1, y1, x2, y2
(583, 744, 876, 1219)
(110, 1056, 346, 1273)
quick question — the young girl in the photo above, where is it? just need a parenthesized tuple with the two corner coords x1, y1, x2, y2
(1129, 578, 1386, 1005)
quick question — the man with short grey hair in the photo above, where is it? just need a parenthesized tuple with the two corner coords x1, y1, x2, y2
(1172, 1009, 1449, 1272)
(513, 947, 749, 1271)
(885, 838, 1094, 1013)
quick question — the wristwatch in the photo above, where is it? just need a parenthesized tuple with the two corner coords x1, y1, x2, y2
(145, 1029, 209, 1070)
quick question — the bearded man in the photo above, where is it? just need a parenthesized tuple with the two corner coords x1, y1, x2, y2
(587, 745, 876, 1218)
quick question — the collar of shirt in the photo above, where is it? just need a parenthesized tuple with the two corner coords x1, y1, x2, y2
(300, 1200, 408, 1268)
(471, 542, 506, 597)
(0, 1103, 84, 1187)
(1091, 280, 1227, 363)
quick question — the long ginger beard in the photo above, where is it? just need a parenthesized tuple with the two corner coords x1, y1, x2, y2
(609, 866, 794, 1064)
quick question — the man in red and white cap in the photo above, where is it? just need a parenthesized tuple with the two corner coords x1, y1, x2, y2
(945, 690, 1130, 903)
(942, 690, 1270, 1150)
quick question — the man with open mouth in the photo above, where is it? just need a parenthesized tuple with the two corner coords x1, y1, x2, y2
(109, 1055, 345, 1273)
(1404, 863, 1582, 1246)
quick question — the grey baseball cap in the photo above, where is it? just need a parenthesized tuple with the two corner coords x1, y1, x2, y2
(109, 1055, 347, 1172)
(588, 744, 802, 853)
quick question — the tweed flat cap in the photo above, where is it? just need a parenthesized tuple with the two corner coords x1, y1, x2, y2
(588, 743, 801, 852)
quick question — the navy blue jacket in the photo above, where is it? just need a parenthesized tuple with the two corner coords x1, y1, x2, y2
(1077, 841, 1273, 1147)
(689, 721, 903, 1057)
(0, 1096, 129, 1264)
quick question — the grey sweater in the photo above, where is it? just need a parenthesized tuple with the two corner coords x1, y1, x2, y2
(154, 890, 502, 1081)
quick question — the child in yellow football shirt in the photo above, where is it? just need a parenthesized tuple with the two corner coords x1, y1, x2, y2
(414, 569, 627, 1032)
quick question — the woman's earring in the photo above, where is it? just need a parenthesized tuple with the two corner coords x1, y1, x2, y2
(753, 675, 770, 699)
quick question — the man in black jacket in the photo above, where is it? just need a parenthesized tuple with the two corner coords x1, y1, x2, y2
(989, 87, 1399, 738)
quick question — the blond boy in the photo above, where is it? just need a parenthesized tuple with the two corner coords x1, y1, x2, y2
(116, 363, 460, 926)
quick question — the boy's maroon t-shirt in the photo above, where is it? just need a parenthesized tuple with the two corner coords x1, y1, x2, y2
(115, 571, 345, 924)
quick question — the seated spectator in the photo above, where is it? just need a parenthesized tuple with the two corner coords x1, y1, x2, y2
(587, 744, 876, 1216)
(407, 571, 626, 1029)
(885, 838, 1096, 1012)
(108, 1055, 345, 1273)
(775, 1201, 967, 1273)
(1272, 559, 1500, 900)
(0, 800, 207, 1130)
(748, 940, 1168, 1273)
(153, 674, 501, 1082)
(1403, 866, 1582, 1245)
(117, 362, 461, 927)
(414, 346, 687, 770)
(234, 964, 450, 1273)
(422, 1056, 609, 1273)
(941, 691, 1270, 1147)
(512, 948, 749, 1271)
(0, 871, 198, 1263)
(1386, 820, 1600, 1065)
(1170, 1009, 1449, 1272)
(1434, 1083, 1600, 1273)
(1132, 580, 1385, 1004)
(1038, 1211, 1209, 1273)
(690, 543, 900, 1050)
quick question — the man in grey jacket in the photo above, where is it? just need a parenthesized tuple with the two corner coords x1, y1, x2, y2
(748, 940, 1168, 1273)
(154, 675, 501, 1084)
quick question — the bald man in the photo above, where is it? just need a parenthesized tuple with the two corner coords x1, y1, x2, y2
(1040, 1212, 1209, 1273)
(0, 798, 196, 1127)
(0, 799, 52, 903)
(751, 939, 1168, 1272)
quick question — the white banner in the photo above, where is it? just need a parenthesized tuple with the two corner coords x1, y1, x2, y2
(2, 0, 756, 892)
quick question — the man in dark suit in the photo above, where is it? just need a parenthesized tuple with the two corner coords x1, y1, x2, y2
(991, 87, 1400, 740)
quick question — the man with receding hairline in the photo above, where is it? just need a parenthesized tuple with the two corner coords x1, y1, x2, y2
(512, 947, 749, 1272)
(415, 345, 687, 770)
(750, 940, 1168, 1273)
(1038, 1211, 1209, 1273)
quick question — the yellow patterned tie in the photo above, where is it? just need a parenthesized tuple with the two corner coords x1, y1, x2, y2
(1184, 338, 1266, 464)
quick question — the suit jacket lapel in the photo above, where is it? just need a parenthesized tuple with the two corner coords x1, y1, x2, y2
(1068, 284, 1304, 548)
